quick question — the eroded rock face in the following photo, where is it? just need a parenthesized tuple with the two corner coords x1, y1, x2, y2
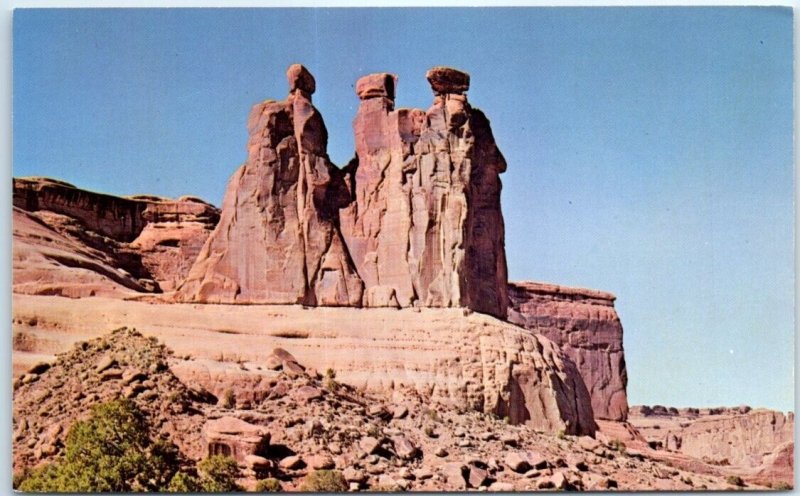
(507, 281, 629, 421)
(340, 68, 509, 318)
(12, 178, 220, 295)
(176, 64, 363, 306)
(203, 416, 270, 464)
(629, 405, 795, 487)
(14, 177, 149, 242)
(13, 295, 596, 436)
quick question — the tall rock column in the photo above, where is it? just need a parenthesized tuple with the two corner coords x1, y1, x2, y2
(340, 67, 509, 318)
(176, 65, 363, 306)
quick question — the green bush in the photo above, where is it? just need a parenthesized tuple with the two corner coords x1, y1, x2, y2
(773, 481, 793, 491)
(298, 470, 348, 492)
(165, 471, 200, 492)
(18, 400, 180, 492)
(256, 477, 283, 492)
(197, 455, 241, 492)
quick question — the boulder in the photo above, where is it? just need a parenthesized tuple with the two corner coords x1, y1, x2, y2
(359, 436, 382, 455)
(426, 66, 470, 95)
(278, 455, 305, 470)
(307, 454, 335, 470)
(203, 416, 270, 464)
(392, 435, 419, 460)
(504, 452, 531, 473)
(440, 462, 468, 488)
(286, 63, 316, 95)
(356, 73, 397, 101)
(467, 465, 490, 488)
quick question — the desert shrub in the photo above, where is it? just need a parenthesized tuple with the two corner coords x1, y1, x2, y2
(18, 400, 180, 492)
(298, 469, 348, 492)
(324, 368, 338, 390)
(197, 455, 241, 492)
(726, 475, 745, 487)
(773, 481, 793, 491)
(165, 471, 200, 492)
(424, 408, 441, 423)
(256, 477, 283, 492)
(222, 389, 236, 409)
(609, 439, 626, 453)
(557, 429, 566, 440)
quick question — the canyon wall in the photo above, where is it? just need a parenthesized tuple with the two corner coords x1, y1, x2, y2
(12, 177, 219, 295)
(507, 281, 629, 421)
(629, 405, 794, 487)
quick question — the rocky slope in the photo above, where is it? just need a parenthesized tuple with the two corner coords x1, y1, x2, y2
(13, 294, 595, 436)
(13, 177, 219, 294)
(507, 281, 628, 422)
(629, 405, 794, 487)
(13, 327, 746, 491)
(340, 68, 508, 318)
(12, 328, 211, 471)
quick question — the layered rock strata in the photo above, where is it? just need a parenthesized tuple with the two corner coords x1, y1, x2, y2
(12, 177, 219, 295)
(340, 68, 509, 318)
(507, 281, 629, 421)
(629, 405, 795, 487)
(176, 65, 363, 306)
(13, 294, 597, 436)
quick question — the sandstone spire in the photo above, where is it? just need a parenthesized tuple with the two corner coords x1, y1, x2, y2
(176, 64, 363, 305)
(340, 67, 509, 318)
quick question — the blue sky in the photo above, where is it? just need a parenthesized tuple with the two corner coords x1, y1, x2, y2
(12, 7, 794, 411)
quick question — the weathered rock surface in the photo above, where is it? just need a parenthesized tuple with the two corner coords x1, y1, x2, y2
(12, 328, 211, 471)
(13, 177, 219, 295)
(13, 294, 595, 436)
(629, 404, 794, 486)
(12, 323, 769, 492)
(340, 68, 508, 318)
(176, 64, 363, 306)
(508, 281, 628, 421)
(203, 416, 270, 464)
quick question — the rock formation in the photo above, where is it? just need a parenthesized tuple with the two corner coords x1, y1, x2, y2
(14, 294, 596, 436)
(176, 65, 363, 306)
(507, 281, 629, 421)
(14, 327, 745, 491)
(12, 328, 210, 470)
(12, 177, 219, 295)
(203, 416, 271, 464)
(340, 68, 509, 318)
(629, 405, 795, 487)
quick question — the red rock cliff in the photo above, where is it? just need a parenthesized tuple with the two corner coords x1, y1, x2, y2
(507, 281, 629, 421)
(340, 68, 509, 318)
(12, 177, 220, 295)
